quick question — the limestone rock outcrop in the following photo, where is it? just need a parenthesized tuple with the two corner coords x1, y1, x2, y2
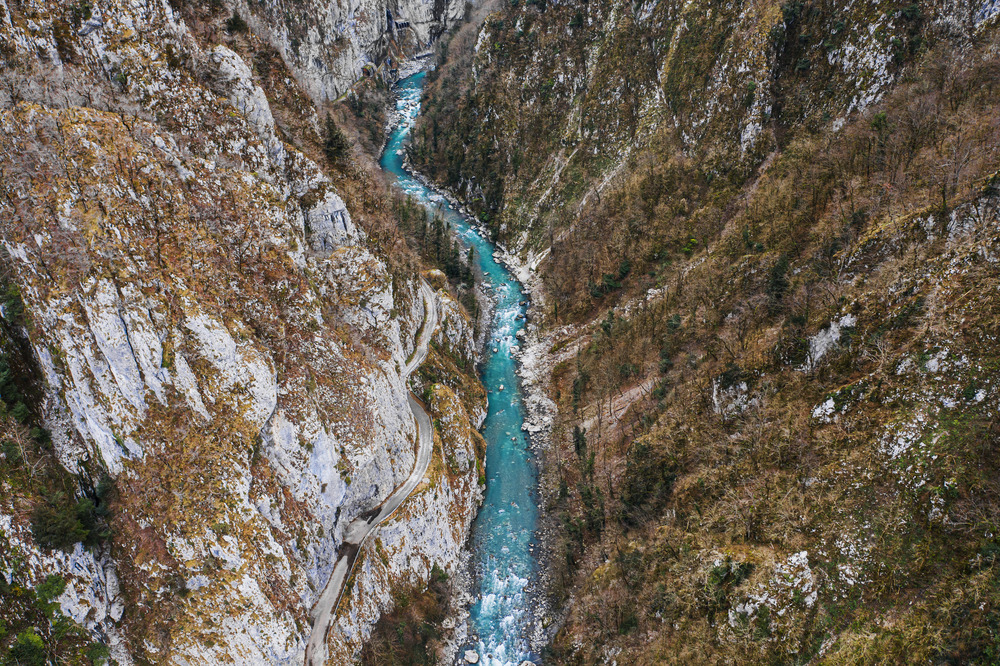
(0, 0, 483, 661)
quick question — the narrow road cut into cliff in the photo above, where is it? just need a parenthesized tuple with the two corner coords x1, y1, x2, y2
(304, 283, 439, 665)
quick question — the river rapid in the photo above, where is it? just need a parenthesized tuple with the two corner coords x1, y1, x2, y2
(380, 71, 542, 666)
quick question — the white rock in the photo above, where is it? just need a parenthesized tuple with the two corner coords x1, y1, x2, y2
(306, 190, 361, 253)
(208, 46, 286, 169)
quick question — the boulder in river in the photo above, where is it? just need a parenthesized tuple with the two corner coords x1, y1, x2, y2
(464, 650, 480, 663)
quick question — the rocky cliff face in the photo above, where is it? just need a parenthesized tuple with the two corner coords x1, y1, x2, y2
(0, 0, 483, 661)
(414, 0, 997, 255)
(228, 0, 465, 104)
(416, 1, 1000, 663)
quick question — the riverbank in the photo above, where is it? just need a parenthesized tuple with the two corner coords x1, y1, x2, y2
(380, 68, 547, 666)
(398, 125, 567, 662)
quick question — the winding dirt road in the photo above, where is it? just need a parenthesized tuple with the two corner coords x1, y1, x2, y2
(304, 284, 439, 665)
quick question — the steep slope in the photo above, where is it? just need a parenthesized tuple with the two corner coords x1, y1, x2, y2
(413, 1, 1000, 663)
(414, 0, 997, 310)
(0, 0, 485, 662)
(171, 0, 465, 103)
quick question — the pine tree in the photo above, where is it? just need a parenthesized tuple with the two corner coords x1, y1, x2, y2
(573, 426, 587, 457)
(465, 247, 476, 282)
(323, 114, 350, 163)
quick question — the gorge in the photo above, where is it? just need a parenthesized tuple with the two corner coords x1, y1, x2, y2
(381, 71, 541, 666)
(2, 0, 1000, 663)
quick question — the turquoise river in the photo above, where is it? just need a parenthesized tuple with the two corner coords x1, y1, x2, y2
(380, 71, 541, 666)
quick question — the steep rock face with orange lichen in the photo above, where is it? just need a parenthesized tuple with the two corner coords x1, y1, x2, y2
(0, 0, 484, 661)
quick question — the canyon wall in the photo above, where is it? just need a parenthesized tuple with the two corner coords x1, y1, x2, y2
(416, 1, 1000, 663)
(0, 0, 481, 661)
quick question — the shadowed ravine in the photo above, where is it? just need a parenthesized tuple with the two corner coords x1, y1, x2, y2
(380, 71, 541, 666)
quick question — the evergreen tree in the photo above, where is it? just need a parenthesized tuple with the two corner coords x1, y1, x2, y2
(323, 114, 350, 163)
(573, 426, 587, 457)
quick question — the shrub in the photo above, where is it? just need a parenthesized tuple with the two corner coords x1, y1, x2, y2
(31, 493, 88, 550)
(619, 440, 677, 525)
(589, 260, 631, 299)
(35, 574, 66, 605)
(52, 18, 79, 63)
(69, 0, 92, 26)
(781, 0, 803, 24)
(9, 629, 46, 666)
(718, 362, 745, 390)
(29, 426, 49, 443)
(0, 359, 23, 405)
(618, 608, 638, 634)
(10, 401, 30, 423)
(1, 439, 21, 464)
(225, 11, 248, 34)
(659, 345, 674, 373)
(705, 557, 754, 618)
(359, 565, 449, 665)
(901, 3, 921, 21)
(31, 491, 110, 552)
(34, 575, 66, 619)
(86, 643, 111, 665)
(767, 254, 790, 303)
